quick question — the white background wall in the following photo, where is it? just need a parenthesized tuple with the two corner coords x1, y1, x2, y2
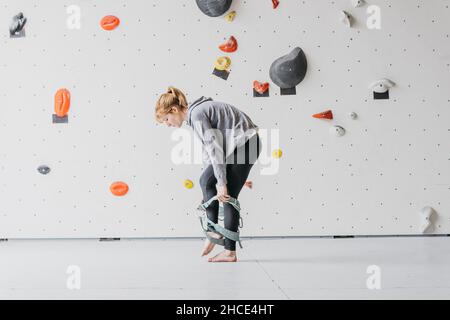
(0, 0, 449, 238)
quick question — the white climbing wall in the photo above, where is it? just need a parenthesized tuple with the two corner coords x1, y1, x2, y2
(0, 0, 449, 238)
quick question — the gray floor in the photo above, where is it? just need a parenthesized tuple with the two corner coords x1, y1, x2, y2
(1, 236, 449, 299)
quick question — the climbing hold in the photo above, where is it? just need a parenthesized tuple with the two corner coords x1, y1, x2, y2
(272, 0, 280, 9)
(349, 112, 358, 120)
(244, 181, 253, 189)
(269, 47, 307, 92)
(253, 81, 269, 94)
(369, 78, 395, 99)
(419, 206, 436, 233)
(100, 15, 120, 30)
(10, 12, 27, 37)
(330, 125, 346, 137)
(213, 56, 231, 80)
(214, 56, 231, 70)
(225, 11, 236, 22)
(196, 0, 232, 17)
(339, 11, 352, 27)
(54, 88, 71, 118)
(110, 181, 129, 196)
(313, 110, 333, 120)
(351, 0, 365, 7)
(369, 78, 395, 93)
(37, 165, 51, 175)
(272, 149, 283, 158)
(219, 36, 238, 53)
(184, 179, 194, 189)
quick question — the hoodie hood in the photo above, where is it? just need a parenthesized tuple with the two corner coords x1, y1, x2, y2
(186, 96, 213, 127)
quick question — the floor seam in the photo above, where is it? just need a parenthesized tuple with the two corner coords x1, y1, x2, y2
(254, 259, 290, 300)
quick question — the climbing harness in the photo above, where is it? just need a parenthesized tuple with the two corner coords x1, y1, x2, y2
(197, 195, 244, 249)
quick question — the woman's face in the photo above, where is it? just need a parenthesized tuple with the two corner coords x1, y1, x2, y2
(163, 106, 184, 128)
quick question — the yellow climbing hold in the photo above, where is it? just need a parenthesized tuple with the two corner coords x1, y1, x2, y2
(225, 11, 236, 22)
(272, 149, 283, 158)
(183, 179, 194, 189)
(215, 56, 231, 71)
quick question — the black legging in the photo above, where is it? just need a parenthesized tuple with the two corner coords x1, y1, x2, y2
(199, 133, 261, 250)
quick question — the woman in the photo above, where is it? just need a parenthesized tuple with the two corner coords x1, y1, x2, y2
(155, 87, 261, 262)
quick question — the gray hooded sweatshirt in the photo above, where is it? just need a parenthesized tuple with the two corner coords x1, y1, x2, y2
(186, 96, 259, 186)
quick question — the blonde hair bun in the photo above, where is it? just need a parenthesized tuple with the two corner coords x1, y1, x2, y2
(155, 86, 188, 123)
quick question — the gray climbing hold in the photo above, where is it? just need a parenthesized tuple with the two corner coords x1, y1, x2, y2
(10, 12, 27, 36)
(269, 47, 307, 89)
(37, 165, 51, 175)
(195, 0, 232, 17)
(330, 125, 346, 137)
(349, 112, 358, 120)
(340, 10, 352, 27)
(419, 206, 436, 233)
(369, 78, 395, 93)
(351, 0, 365, 8)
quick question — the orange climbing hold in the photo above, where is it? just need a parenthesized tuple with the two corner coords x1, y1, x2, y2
(100, 15, 120, 31)
(253, 81, 269, 94)
(312, 110, 333, 120)
(110, 181, 129, 196)
(219, 36, 238, 53)
(54, 88, 71, 117)
(272, 0, 280, 9)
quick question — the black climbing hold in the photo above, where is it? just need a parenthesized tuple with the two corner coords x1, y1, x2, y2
(212, 68, 230, 80)
(280, 87, 296, 95)
(52, 114, 68, 123)
(374, 91, 389, 100)
(10, 12, 27, 37)
(253, 88, 269, 98)
(37, 165, 51, 175)
(269, 47, 307, 89)
(196, 0, 232, 17)
(369, 79, 395, 100)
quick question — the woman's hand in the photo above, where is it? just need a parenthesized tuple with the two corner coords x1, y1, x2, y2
(216, 184, 231, 203)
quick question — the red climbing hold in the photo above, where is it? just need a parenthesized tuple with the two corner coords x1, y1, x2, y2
(219, 36, 238, 53)
(110, 181, 129, 196)
(312, 110, 333, 120)
(253, 81, 269, 94)
(272, 0, 280, 9)
(54, 88, 71, 117)
(101, 15, 120, 31)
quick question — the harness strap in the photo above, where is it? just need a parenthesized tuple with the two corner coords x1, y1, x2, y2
(197, 196, 243, 249)
(197, 195, 243, 225)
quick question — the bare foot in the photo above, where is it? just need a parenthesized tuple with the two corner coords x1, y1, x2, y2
(201, 232, 222, 256)
(208, 250, 237, 262)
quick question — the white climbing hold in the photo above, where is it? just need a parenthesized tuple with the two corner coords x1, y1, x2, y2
(351, 0, 365, 8)
(330, 125, 346, 137)
(349, 112, 358, 120)
(419, 206, 436, 233)
(369, 78, 395, 93)
(339, 11, 352, 28)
